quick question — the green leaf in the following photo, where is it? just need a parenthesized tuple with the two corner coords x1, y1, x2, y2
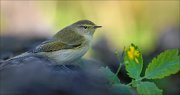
(145, 49, 180, 79)
(99, 66, 120, 84)
(111, 84, 132, 95)
(131, 79, 141, 87)
(137, 82, 162, 95)
(124, 56, 143, 79)
(124, 44, 143, 79)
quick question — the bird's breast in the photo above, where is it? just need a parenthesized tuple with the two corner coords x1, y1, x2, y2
(39, 45, 89, 64)
(37, 35, 93, 64)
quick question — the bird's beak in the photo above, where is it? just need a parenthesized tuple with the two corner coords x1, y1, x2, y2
(94, 25, 102, 29)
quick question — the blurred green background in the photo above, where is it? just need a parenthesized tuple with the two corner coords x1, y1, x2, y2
(1, 1, 179, 54)
(0, 1, 179, 94)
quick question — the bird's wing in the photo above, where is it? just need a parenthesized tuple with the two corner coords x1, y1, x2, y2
(30, 28, 86, 53)
(30, 39, 83, 53)
(53, 27, 85, 45)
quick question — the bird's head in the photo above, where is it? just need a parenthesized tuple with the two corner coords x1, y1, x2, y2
(70, 20, 102, 36)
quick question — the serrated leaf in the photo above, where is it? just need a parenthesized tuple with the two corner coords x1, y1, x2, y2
(145, 49, 180, 79)
(111, 84, 132, 95)
(124, 56, 143, 79)
(137, 82, 162, 95)
(124, 44, 143, 79)
(99, 66, 120, 84)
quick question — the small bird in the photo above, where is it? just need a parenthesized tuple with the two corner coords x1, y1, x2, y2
(8, 20, 102, 63)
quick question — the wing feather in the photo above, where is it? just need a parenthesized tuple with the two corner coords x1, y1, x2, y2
(30, 38, 84, 53)
(30, 28, 85, 53)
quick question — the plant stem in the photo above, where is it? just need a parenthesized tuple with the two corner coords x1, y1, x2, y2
(126, 76, 146, 87)
(127, 82, 133, 86)
(111, 51, 123, 84)
(115, 64, 123, 78)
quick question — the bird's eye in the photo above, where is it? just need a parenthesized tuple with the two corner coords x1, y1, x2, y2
(80, 25, 88, 29)
(83, 26, 88, 29)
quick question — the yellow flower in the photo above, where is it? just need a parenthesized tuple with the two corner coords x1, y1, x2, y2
(127, 45, 140, 64)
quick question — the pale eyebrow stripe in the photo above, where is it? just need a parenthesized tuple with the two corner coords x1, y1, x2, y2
(78, 24, 93, 27)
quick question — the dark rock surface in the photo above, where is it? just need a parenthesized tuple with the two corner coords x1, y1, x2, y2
(0, 54, 121, 95)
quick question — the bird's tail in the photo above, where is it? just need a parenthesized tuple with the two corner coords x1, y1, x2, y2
(6, 52, 30, 61)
